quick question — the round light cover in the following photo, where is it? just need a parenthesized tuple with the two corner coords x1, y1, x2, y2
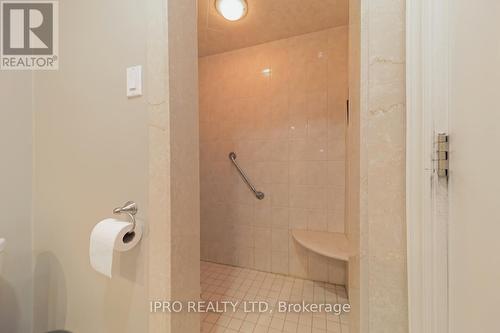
(215, 0, 248, 21)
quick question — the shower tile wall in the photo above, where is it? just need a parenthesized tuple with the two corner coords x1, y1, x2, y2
(199, 26, 348, 285)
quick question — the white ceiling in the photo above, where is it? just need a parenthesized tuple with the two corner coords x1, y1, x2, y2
(198, 0, 349, 57)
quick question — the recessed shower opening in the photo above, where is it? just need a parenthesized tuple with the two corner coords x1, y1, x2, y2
(197, 0, 357, 332)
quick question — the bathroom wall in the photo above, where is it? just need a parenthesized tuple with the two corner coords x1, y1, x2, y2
(147, 0, 201, 332)
(348, 0, 408, 332)
(0, 72, 33, 333)
(32, 0, 149, 332)
(361, 0, 408, 330)
(199, 26, 348, 284)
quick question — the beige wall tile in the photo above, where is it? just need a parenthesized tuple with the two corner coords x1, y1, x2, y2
(271, 251, 290, 275)
(271, 228, 290, 252)
(254, 227, 272, 250)
(255, 249, 272, 271)
(289, 240, 309, 279)
(200, 27, 348, 284)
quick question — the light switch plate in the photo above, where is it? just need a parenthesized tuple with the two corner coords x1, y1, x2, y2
(126, 65, 142, 97)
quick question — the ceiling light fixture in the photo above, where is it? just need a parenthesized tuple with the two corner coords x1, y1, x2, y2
(215, 0, 248, 22)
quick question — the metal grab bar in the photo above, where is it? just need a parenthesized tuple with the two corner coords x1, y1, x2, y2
(229, 152, 265, 200)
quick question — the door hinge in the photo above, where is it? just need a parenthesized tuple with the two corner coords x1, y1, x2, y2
(436, 133, 449, 178)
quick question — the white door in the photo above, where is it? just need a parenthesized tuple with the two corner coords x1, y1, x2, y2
(448, 1, 500, 332)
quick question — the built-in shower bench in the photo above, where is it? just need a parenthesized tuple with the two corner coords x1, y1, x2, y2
(291, 230, 350, 262)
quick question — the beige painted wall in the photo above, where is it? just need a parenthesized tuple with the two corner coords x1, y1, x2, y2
(199, 27, 348, 285)
(348, 0, 408, 332)
(0, 72, 33, 333)
(32, 0, 150, 331)
(0, 0, 198, 332)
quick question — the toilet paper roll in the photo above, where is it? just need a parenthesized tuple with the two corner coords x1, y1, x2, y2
(89, 218, 142, 278)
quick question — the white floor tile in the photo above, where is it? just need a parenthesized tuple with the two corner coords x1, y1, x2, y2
(201, 261, 350, 333)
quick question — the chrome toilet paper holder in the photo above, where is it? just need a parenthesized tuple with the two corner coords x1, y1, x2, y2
(113, 201, 138, 233)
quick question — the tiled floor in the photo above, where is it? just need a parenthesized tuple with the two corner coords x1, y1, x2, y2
(201, 261, 350, 333)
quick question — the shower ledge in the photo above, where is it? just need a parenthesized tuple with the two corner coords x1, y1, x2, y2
(291, 230, 350, 262)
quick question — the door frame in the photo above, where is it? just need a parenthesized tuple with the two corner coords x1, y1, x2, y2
(406, 0, 450, 332)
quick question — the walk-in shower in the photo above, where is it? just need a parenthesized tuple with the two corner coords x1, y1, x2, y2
(198, 0, 351, 331)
